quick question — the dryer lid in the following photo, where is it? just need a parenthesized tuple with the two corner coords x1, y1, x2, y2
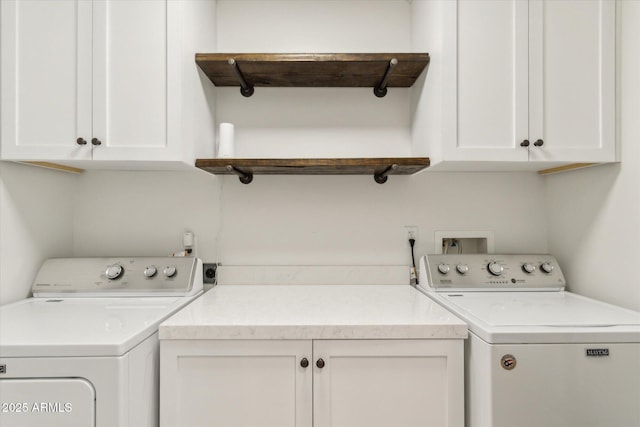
(0, 295, 198, 357)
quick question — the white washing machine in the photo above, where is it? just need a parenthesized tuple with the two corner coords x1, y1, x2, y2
(418, 254, 640, 427)
(0, 256, 203, 427)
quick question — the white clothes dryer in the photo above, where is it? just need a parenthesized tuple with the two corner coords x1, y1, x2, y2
(0, 257, 203, 427)
(418, 254, 640, 427)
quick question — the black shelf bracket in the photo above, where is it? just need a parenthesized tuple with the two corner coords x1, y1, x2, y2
(228, 58, 255, 97)
(226, 165, 253, 184)
(374, 164, 399, 184)
(373, 58, 398, 98)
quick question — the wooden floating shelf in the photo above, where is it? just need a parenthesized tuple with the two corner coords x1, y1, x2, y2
(195, 158, 431, 184)
(195, 53, 430, 97)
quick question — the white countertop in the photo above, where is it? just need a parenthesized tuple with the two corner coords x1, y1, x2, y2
(159, 285, 468, 340)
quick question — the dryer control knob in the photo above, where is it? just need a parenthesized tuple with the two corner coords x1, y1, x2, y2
(106, 264, 124, 280)
(540, 262, 554, 274)
(437, 264, 451, 275)
(144, 266, 157, 278)
(487, 261, 504, 276)
(456, 264, 469, 275)
(522, 263, 536, 274)
(164, 266, 177, 278)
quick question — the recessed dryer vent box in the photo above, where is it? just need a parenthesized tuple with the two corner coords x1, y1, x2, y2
(434, 231, 494, 255)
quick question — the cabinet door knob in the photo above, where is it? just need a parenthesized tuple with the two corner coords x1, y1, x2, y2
(91, 138, 102, 146)
(520, 139, 530, 147)
(316, 358, 325, 369)
(76, 138, 87, 146)
(300, 358, 309, 368)
(533, 139, 544, 147)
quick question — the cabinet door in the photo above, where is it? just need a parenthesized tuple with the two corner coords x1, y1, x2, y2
(442, 0, 529, 162)
(313, 340, 464, 427)
(91, 0, 182, 162)
(160, 340, 313, 427)
(528, 0, 616, 162)
(0, 0, 92, 161)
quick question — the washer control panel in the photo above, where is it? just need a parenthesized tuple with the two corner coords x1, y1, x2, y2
(421, 254, 566, 291)
(32, 257, 203, 297)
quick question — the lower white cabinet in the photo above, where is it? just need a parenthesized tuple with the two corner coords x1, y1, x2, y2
(313, 340, 463, 427)
(161, 340, 312, 427)
(160, 339, 463, 427)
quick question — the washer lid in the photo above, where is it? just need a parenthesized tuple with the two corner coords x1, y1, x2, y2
(444, 292, 640, 327)
(432, 291, 640, 343)
(0, 295, 199, 357)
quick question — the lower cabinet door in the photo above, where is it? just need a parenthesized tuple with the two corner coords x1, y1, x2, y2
(161, 339, 463, 427)
(313, 339, 464, 427)
(160, 340, 312, 427)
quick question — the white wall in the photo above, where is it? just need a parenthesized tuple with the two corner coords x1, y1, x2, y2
(71, 170, 548, 272)
(72, 169, 221, 262)
(546, 0, 640, 311)
(0, 162, 76, 305)
(218, 171, 550, 265)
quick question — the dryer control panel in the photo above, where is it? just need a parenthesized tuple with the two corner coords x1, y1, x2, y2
(31, 257, 203, 297)
(420, 254, 566, 291)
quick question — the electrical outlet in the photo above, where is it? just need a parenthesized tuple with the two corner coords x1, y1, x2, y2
(404, 226, 418, 246)
(203, 263, 217, 284)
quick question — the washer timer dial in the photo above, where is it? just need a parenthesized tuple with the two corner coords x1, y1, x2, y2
(487, 261, 504, 276)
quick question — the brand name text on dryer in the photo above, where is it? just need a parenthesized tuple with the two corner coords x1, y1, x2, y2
(1, 402, 73, 413)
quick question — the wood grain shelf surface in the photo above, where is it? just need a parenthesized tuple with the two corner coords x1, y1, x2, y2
(195, 53, 430, 88)
(196, 157, 430, 177)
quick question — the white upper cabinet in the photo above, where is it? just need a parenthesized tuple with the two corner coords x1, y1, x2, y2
(431, 0, 616, 170)
(528, 0, 615, 163)
(90, 0, 181, 162)
(442, 0, 529, 163)
(1, 0, 215, 168)
(1, 0, 93, 161)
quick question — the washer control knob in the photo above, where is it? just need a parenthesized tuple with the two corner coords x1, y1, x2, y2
(437, 264, 451, 275)
(144, 266, 157, 278)
(522, 263, 536, 274)
(105, 264, 124, 280)
(456, 264, 469, 275)
(487, 261, 504, 276)
(164, 266, 177, 278)
(540, 262, 554, 274)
